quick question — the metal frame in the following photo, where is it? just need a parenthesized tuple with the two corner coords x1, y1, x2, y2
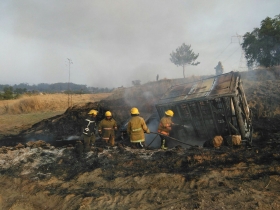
(155, 71, 253, 145)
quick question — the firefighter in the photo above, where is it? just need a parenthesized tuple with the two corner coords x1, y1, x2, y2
(82, 109, 98, 152)
(98, 111, 117, 147)
(214, 61, 224, 75)
(127, 107, 150, 149)
(157, 110, 174, 149)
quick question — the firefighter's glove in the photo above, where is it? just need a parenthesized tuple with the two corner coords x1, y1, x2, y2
(145, 130, 150, 134)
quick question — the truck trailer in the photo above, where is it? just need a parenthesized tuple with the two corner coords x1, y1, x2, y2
(155, 71, 253, 146)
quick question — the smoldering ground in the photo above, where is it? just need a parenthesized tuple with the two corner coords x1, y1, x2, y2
(0, 135, 279, 209)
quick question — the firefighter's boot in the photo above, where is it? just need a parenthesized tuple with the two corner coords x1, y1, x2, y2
(161, 139, 168, 150)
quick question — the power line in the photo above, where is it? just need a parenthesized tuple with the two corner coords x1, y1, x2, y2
(207, 34, 249, 73)
(222, 46, 240, 62)
(231, 34, 248, 71)
(213, 42, 232, 61)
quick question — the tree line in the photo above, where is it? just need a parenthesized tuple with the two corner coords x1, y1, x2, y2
(0, 83, 113, 100)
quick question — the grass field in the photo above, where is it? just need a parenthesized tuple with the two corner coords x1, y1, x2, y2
(0, 93, 111, 137)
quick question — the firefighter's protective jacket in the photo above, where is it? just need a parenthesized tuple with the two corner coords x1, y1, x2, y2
(98, 118, 117, 140)
(157, 116, 173, 136)
(83, 116, 97, 136)
(127, 116, 150, 143)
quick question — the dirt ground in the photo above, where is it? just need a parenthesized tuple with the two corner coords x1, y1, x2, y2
(0, 142, 279, 210)
(0, 69, 280, 210)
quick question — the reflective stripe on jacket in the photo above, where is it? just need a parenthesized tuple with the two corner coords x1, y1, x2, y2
(157, 116, 173, 136)
(83, 116, 96, 136)
(127, 116, 150, 143)
(98, 118, 117, 139)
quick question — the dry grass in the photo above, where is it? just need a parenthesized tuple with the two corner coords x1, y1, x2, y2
(0, 93, 111, 137)
(0, 93, 111, 115)
(0, 111, 64, 136)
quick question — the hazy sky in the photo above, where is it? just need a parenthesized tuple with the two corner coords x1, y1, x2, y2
(1, 0, 280, 88)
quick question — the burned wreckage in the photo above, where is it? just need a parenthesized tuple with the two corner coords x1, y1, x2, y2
(2, 71, 252, 149)
(154, 71, 253, 147)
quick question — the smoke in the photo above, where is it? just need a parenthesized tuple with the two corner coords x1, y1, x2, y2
(65, 135, 81, 141)
(3, 1, 280, 87)
(142, 91, 154, 99)
(242, 67, 278, 81)
(143, 110, 207, 148)
(143, 111, 203, 148)
(144, 113, 161, 148)
(21, 133, 56, 146)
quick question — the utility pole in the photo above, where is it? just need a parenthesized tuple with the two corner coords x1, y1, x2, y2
(67, 58, 73, 107)
(231, 33, 248, 71)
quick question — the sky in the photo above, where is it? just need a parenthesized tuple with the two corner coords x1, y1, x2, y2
(0, 0, 280, 88)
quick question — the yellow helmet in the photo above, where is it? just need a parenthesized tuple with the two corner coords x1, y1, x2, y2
(105, 111, 112, 117)
(165, 110, 174, 117)
(130, 107, 140, 115)
(88, 109, 98, 115)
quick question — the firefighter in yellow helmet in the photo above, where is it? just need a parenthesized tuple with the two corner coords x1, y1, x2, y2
(81, 109, 98, 152)
(157, 110, 174, 149)
(127, 107, 150, 149)
(98, 111, 117, 146)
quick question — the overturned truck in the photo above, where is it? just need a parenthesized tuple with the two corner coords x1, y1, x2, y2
(155, 71, 253, 146)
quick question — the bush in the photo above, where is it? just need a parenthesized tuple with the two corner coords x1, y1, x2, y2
(2, 86, 14, 100)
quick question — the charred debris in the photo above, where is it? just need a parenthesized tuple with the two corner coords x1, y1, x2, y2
(1, 70, 280, 150)
(155, 71, 253, 147)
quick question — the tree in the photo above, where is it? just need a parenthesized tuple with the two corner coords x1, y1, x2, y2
(2, 86, 14, 100)
(14, 88, 27, 95)
(170, 43, 200, 78)
(242, 14, 280, 68)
